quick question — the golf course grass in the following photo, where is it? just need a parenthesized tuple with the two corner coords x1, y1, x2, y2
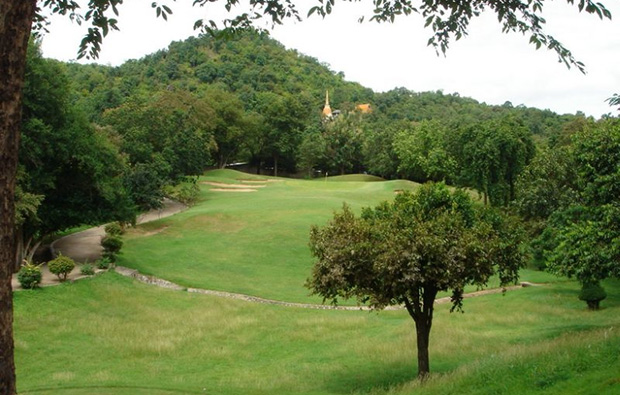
(117, 170, 556, 303)
(117, 170, 422, 303)
(13, 170, 620, 393)
(14, 273, 619, 394)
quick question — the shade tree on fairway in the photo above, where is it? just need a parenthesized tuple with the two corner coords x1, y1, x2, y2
(307, 183, 527, 378)
(0, 1, 614, 392)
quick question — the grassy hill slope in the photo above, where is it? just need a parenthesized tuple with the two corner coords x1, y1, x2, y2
(14, 273, 619, 394)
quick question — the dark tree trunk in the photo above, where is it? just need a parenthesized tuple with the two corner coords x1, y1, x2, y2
(508, 173, 515, 203)
(1, 1, 37, 393)
(273, 155, 278, 177)
(404, 286, 438, 379)
(256, 159, 261, 175)
(414, 314, 431, 377)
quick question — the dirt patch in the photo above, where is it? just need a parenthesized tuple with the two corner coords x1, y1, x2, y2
(210, 188, 257, 192)
(394, 189, 404, 194)
(203, 181, 265, 188)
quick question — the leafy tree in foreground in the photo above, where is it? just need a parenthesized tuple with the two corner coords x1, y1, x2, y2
(0, 0, 613, 392)
(307, 183, 526, 378)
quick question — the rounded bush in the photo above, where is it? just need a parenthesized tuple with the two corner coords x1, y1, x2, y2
(104, 222, 124, 236)
(48, 254, 76, 281)
(578, 282, 607, 310)
(17, 263, 42, 289)
(101, 235, 123, 263)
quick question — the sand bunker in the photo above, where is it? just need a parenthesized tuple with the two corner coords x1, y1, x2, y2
(203, 181, 266, 188)
(210, 188, 257, 192)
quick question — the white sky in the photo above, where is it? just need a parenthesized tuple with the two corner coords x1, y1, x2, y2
(40, 1, 620, 118)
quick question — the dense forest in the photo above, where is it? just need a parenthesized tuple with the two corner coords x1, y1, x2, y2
(18, 29, 619, 300)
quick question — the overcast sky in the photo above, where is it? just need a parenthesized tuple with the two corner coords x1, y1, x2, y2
(40, 1, 620, 118)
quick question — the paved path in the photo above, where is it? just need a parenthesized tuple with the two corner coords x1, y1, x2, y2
(11, 199, 186, 290)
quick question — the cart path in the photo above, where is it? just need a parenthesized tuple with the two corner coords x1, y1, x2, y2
(11, 199, 186, 290)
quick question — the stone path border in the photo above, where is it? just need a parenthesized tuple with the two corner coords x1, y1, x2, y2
(114, 265, 540, 311)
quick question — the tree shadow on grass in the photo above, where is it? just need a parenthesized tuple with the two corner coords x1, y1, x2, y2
(321, 361, 417, 394)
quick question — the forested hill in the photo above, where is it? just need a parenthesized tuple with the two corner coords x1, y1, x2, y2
(57, 28, 589, 188)
(65, 30, 373, 122)
(65, 29, 577, 135)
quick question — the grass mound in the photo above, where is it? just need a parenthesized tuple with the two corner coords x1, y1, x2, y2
(322, 174, 385, 182)
(204, 168, 270, 181)
(118, 172, 418, 303)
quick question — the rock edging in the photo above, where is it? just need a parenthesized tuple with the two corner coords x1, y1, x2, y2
(113, 265, 540, 311)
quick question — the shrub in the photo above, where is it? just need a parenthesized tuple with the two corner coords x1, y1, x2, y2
(164, 177, 200, 205)
(80, 263, 95, 276)
(97, 257, 112, 270)
(48, 254, 75, 281)
(101, 235, 123, 262)
(104, 222, 124, 236)
(17, 262, 42, 289)
(578, 282, 607, 310)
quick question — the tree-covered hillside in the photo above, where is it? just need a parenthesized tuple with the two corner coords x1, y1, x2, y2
(60, 30, 582, 181)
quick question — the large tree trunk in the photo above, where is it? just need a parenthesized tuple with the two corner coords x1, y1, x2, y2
(414, 317, 431, 377)
(404, 286, 438, 379)
(1, 1, 37, 393)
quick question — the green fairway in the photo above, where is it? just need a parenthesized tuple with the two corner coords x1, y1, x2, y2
(14, 273, 619, 394)
(118, 170, 421, 303)
(117, 170, 553, 303)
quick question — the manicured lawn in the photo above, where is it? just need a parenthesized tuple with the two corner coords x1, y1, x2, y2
(14, 273, 619, 394)
(118, 170, 421, 303)
(118, 170, 553, 303)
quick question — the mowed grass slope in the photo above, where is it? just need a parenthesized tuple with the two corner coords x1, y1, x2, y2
(118, 170, 421, 303)
(118, 170, 555, 303)
(14, 274, 620, 394)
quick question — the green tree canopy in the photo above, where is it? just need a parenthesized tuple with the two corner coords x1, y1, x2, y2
(17, 40, 135, 269)
(307, 183, 526, 378)
(545, 120, 620, 291)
